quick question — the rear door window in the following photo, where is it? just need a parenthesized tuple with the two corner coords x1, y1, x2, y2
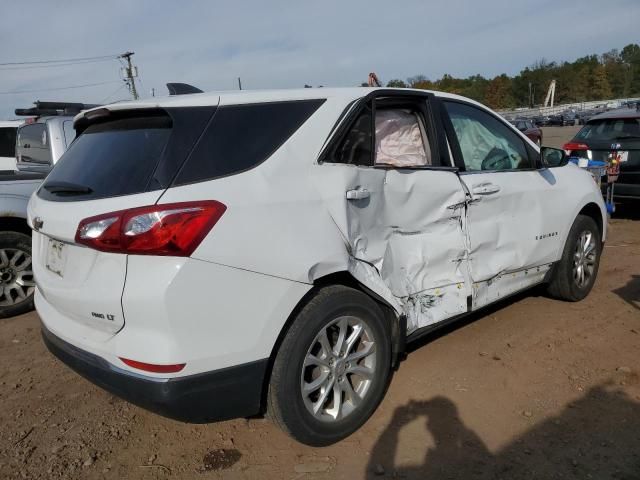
(40, 115, 172, 201)
(17, 123, 52, 165)
(174, 99, 325, 185)
(375, 108, 431, 167)
(0, 127, 17, 157)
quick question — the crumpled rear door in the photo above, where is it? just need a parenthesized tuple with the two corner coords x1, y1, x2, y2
(314, 164, 470, 332)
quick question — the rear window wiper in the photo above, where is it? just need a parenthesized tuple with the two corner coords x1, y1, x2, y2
(43, 181, 93, 195)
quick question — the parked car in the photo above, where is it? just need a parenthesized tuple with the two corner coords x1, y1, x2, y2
(0, 102, 96, 317)
(548, 111, 576, 126)
(31, 88, 607, 446)
(564, 109, 640, 200)
(533, 115, 549, 127)
(0, 120, 23, 170)
(511, 118, 543, 145)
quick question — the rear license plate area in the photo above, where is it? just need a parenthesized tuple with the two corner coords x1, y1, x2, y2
(45, 238, 67, 277)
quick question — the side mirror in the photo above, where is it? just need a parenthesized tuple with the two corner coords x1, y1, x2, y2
(539, 147, 568, 168)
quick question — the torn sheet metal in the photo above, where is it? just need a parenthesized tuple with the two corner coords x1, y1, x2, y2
(313, 164, 471, 333)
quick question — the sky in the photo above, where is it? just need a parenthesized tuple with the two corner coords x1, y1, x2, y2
(0, 0, 638, 118)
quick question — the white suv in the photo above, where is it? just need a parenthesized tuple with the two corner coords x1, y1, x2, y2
(28, 88, 606, 446)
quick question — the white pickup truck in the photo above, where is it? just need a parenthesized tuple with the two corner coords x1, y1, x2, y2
(0, 106, 81, 317)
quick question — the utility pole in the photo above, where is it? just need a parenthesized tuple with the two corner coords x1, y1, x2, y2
(119, 51, 139, 100)
(238, 77, 242, 90)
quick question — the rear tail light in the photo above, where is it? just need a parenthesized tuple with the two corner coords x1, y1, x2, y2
(562, 142, 589, 153)
(75, 201, 226, 256)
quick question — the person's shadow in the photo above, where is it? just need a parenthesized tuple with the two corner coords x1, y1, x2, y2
(366, 384, 640, 479)
(613, 274, 640, 311)
(368, 397, 493, 479)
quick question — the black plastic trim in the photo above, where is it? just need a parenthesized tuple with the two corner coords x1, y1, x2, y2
(42, 325, 268, 423)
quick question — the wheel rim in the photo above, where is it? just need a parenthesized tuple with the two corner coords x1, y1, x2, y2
(301, 316, 377, 423)
(0, 248, 35, 306)
(573, 230, 596, 289)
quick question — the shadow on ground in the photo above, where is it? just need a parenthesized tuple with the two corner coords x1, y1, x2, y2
(613, 274, 640, 311)
(366, 383, 640, 479)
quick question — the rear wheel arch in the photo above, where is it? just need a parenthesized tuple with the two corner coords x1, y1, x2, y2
(0, 217, 31, 237)
(259, 271, 404, 414)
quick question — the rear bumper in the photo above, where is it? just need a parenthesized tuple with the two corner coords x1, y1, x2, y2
(42, 325, 268, 423)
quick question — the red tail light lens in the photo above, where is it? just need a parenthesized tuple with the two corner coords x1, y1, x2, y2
(562, 142, 589, 153)
(75, 201, 226, 256)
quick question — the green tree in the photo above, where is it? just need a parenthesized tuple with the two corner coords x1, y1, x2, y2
(484, 74, 514, 109)
(621, 43, 640, 95)
(591, 64, 612, 99)
(406, 75, 432, 89)
(386, 79, 407, 88)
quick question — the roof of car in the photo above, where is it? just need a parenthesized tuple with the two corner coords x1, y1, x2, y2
(75, 87, 487, 124)
(0, 120, 24, 128)
(589, 108, 640, 121)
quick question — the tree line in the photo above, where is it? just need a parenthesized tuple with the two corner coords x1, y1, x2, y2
(384, 44, 640, 110)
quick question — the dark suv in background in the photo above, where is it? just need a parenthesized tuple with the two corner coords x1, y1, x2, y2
(563, 109, 640, 200)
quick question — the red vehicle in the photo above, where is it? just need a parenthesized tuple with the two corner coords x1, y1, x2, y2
(511, 119, 543, 146)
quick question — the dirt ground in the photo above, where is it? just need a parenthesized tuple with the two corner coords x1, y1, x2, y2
(1, 127, 639, 479)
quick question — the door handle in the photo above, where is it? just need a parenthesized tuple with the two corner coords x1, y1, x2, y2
(346, 188, 370, 200)
(472, 183, 501, 195)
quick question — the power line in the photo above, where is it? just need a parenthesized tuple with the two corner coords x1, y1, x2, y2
(99, 83, 128, 103)
(0, 80, 120, 95)
(0, 54, 119, 67)
(0, 58, 118, 71)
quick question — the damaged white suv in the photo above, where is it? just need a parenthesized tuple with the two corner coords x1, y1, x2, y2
(29, 88, 606, 446)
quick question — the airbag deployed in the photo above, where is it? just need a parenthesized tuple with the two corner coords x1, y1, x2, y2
(375, 110, 430, 166)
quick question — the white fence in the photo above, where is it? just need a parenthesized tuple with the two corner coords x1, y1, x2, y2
(498, 97, 640, 119)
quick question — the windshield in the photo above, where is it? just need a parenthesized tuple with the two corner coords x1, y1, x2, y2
(576, 118, 640, 141)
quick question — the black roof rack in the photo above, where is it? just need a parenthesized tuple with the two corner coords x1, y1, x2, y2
(14, 100, 101, 117)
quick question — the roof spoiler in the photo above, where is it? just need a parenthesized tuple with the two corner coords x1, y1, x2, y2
(166, 83, 203, 95)
(15, 101, 101, 117)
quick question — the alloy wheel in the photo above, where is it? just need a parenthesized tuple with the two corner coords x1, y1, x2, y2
(573, 230, 596, 289)
(0, 248, 35, 306)
(301, 316, 377, 422)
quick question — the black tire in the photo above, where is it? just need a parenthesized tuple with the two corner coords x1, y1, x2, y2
(267, 285, 392, 446)
(0, 231, 35, 318)
(547, 215, 601, 301)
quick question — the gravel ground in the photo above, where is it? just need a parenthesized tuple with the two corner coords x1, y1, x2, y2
(0, 127, 638, 479)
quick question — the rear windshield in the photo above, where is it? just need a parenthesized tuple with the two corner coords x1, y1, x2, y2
(40, 115, 172, 200)
(576, 118, 640, 141)
(17, 123, 51, 165)
(0, 127, 17, 157)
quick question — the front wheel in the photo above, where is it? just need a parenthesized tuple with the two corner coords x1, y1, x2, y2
(547, 215, 602, 301)
(0, 231, 35, 318)
(267, 285, 391, 446)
